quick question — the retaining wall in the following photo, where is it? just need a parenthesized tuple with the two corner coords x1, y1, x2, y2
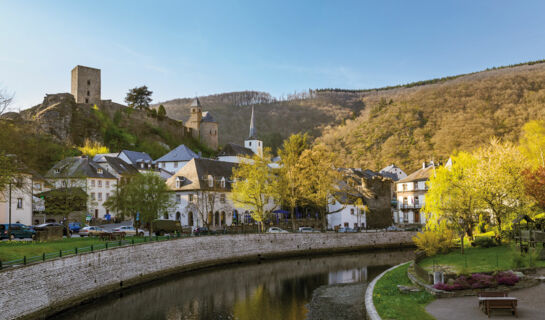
(0, 231, 415, 320)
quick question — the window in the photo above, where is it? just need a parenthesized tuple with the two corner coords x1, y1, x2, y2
(54, 168, 60, 174)
(98, 193, 102, 201)
(85, 98, 89, 103)
(208, 176, 214, 187)
(62, 181, 67, 187)
(106, 181, 109, 187)
(106, 193, 109, 200)
(402, 184, 407, 191)
(174, 161, 178, 167)
(189, 194, 194, 202)
(34, 183, 42, 191)
(15, 177, 23, 188)
(220, 178, 226, 188)
(91, 192, 95, 200)
(220, 194, 226, 203)
(350, 208, 355, 215)
(91, 180, 95, 187)
(17, 198, 23, 209)
(176, 195, 181, 203)
(87, 90, 90, 96)
(208, 194, 214, 202)
(97, 168, 103, 175)
(249, 141, 252, 146)
(87, 80, 91, 85)
(98, 180, 102, 187)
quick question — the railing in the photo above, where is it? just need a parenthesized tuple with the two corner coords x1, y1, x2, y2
(399, 204, 422, 209)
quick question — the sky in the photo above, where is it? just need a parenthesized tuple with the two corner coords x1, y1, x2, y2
(1, 0, 545, 111)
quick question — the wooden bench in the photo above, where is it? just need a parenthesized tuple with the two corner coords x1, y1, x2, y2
(479, 297, 518, 318)
(478, 291, 508, 309)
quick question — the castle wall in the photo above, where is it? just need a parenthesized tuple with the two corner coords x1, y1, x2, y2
(200, 121, 218, 150)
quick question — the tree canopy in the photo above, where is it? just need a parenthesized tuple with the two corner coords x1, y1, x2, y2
(125, 86, 153, 110)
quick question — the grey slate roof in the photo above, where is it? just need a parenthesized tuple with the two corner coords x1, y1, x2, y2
(92, 153, 119, 162)
(219, 143, 254, 157)
(45, 157, 116, 179)
(166, 158, 237, 191)
(379, 164, 407, 181)
(103, 157, 139, 176)
(155, 144, 200, 162)
(397, 165, 435, 183)
(190, 98, 201, 107)
(119, 150, 153, 164)
(201, 111, 216, 122)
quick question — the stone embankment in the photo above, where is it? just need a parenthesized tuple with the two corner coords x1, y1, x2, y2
(0, 231, 415, 320)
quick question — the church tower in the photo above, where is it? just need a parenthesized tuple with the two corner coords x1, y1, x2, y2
(244, 106, 263, 157)
(186, 98, 203, 140)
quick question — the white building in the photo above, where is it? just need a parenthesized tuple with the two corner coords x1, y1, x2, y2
(0, 173, 34, 225)
(217, 106, 263, 164)
(155, 144, 200, 173)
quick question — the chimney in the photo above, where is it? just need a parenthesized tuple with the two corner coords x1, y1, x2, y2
(422, 162, 426, 169)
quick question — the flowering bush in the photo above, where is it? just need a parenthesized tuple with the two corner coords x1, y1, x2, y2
(433, 271, 520, 291)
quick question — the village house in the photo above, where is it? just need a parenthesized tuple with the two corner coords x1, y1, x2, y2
(394, 162, 438, 225)
(155, 144, 200, 173)
(0, 172, 34, 226)
(327, 168, 394, 230)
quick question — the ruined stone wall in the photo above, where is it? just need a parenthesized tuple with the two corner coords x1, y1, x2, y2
(0, 232, 415, 320)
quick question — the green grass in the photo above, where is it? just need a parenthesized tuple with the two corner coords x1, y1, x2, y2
(418, 245, 545, 274)
(0, 238, 105, 261)
(373, 263, 435, 320)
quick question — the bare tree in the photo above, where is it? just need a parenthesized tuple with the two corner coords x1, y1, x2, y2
(186, 190, 229, 229)
(0, 88, 14, 115)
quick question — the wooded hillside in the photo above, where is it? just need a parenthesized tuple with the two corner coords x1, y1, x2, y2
(317, 62, 545, 172)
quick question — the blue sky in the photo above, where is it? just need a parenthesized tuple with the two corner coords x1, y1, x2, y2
(1, 0, 545, 110)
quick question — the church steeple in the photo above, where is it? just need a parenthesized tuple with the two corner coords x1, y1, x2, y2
(249, 106, 256, 139)
(244, 106, 263, 157)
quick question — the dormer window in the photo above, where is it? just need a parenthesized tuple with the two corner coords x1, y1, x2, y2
(54, 168, 60, 174)
(249, 142, 252, 146)
(176, 176, 185, 189)
(220, 177, 226, 188)
(97, 168, 103, 175)
(208, 175, 214, 188)
(141, 163, 145, 169)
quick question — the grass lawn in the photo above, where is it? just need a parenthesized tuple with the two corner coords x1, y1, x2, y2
(418, 245, 545, 274)
(0, 237, 108, 262)
(373, 263, 435, 320)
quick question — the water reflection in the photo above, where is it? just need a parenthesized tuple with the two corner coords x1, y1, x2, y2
(51, 250, 413, 320)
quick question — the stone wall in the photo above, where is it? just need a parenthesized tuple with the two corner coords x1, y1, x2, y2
(0, 232, 416, 320)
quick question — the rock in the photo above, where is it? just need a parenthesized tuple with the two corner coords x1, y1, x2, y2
(306, 283, 366, 320)
(397, 285, 422, 293)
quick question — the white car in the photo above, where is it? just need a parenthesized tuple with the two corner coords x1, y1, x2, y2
(298, 227, 319, 233)
(112, 226, 144, 236)
(267, 227, 288, 233)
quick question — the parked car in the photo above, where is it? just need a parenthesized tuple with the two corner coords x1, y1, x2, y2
(79, 226, 108, 237)
(0, 223, 36, 240)
(193, 227, 211, 236)
(298, 227, 319, 233)
(68, 222, 82, 234)
(34, 223, 68, 236)
(152, 219, 182, 236)
(338, 227, 356, 233)
(386, 225, 402, 231)
(267, 227, 288, 233)
(113, 226, 143, 237)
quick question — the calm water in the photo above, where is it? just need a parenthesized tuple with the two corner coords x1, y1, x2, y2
(51, 250, 413, 320)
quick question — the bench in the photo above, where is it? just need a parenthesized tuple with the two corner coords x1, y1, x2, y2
(99, 232, 125, 241)
(478, 291, 508, 309)
(478, 297, 517, 318)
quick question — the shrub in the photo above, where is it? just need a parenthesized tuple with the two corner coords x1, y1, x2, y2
(495, 272, 519, 286)
(432, 272, 519, 291)
(473, 236, 497, 248)
(511, 253, 525, 269)
(413, 228, 455, 256)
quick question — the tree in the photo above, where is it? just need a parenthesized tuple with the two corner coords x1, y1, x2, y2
(231, 148, 279, 232)
(187, 190, 229, 228)
(0, 154, 16, 193)
(0, 88, 13, 115)
(278, 133, 309, 230)
(78, 139, 109, 157)
(125, 86, 153, 110)
(297, 144, 341, 231)
(472, 139, 530, 242)
(157, 104, 166, 120)
(519, 120, 545, 168)
(522, 166, 545, 211)
(104, 176, 137, 221)
(105, 173, 171, 235)
(423, 152, 480, 253)
(40, 184, 88, 237)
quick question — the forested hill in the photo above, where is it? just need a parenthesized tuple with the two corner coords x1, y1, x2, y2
(316, 61, 545, 172)
(155, 91, 365, 150)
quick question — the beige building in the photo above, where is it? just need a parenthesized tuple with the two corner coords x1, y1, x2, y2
(71, 65, 101, 104)
(186, 98, 218, 150)
(0, 173, 34, 226)
(394, 162, 437, 225)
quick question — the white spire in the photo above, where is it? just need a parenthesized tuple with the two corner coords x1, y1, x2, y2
(249, 106, 256, 139)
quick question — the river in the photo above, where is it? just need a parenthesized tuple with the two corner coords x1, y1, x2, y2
(50, 249, 413, 320)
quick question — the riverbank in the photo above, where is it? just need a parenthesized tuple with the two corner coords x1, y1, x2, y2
(0, 232, 416, 320)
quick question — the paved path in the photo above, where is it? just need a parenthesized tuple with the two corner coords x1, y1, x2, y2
(426, 283, 545, 319)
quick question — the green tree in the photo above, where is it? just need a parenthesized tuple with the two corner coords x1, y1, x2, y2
(297, 144, 341, 231)
(157, 104, 167, 120)
(522, 166, 545, 211)
(0, 154, 16, 193)
(423, 152, 480, 253)
(125, 86, 153, 110)
(104, 177, 137, 221)
(231, 148, 279, 232)
(519, 120, 545, 168)
(41, 184, 88, 237)
(473, 139, 530, 242)
(105, 173, 171, 235)
(278, 133, 309, 230)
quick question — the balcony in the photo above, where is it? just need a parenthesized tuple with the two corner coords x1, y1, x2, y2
(399, 203, 422, 209)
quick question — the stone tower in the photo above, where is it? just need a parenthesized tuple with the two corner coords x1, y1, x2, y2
(71, 65, 101, 104)
(186, 98, 203, 140)
(244, 106, 263, 157)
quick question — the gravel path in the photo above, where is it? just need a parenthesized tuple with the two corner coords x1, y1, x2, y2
(426, 283, 545, 319)
(306, 283, 366, 320)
